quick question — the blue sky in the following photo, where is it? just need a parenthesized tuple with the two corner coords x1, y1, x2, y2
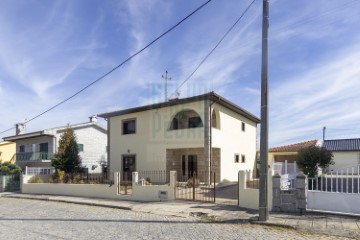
(0, 0, 359, 147)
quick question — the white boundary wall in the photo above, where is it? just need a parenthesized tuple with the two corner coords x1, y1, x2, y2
(307, 191, 360, 214)
(22, 171, 176, 202)
(238, 170, 272, 210)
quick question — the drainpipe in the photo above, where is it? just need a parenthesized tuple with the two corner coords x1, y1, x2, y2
(204, 98, 211, 185)
(204, 95, 220, 185)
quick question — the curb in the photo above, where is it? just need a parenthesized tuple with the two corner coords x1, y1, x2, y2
(1, 194, 132, 211)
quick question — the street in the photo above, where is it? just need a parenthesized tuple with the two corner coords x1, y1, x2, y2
(0, 198, 351, 240)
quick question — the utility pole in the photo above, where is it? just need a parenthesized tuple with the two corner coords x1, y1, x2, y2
(323, 126, 326, 142)
(259, 0, 269, 222)
(162, 71, 171, 101)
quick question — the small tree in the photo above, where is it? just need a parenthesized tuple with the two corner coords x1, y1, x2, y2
(296, 145, 334, 177)
(52, 127, 82, 173)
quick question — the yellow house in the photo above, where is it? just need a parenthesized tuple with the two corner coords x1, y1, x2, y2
(268, 139, 319, 175)
(0, 141, 16, 163)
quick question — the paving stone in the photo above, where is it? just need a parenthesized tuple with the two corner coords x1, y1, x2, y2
(0, 198, 349, 240)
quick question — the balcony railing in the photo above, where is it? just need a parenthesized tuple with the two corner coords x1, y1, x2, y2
(16, 152, 53, 162)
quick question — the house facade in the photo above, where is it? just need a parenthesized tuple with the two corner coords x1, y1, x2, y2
(0, 141, 16, 163)
(3, 116, 107, 173)
(98, 92, 259, 182)
(323, 138, 360, 172)
(268, 140, 320, 176)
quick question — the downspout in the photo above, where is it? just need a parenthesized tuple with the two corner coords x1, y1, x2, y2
(204, 94, 221, 185)
(209, 97, 220, 183)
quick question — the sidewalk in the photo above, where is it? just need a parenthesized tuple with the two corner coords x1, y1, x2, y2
(1, 192, 359, 238)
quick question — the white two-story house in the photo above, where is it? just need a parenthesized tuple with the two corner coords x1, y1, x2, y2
(3, 116, 107, 173)
(98, 92, 260, 182)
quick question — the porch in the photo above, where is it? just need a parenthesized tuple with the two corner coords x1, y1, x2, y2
(166, 147, 221, 183)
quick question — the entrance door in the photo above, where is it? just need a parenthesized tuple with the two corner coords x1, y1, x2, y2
(122, 155, 135, 181)
(187, 155, 197, 178)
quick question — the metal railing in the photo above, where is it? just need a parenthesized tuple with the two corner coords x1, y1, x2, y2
(26, 167, 55, 175)
(138, 170, 168, 185)
(16, 152, 53, 161)
(308, 165, 360, 194)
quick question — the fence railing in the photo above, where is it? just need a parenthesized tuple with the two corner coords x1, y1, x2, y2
(308, 165, 360, 194)
(138, 170, 168, 185)
(25, 167, 55, 175)
(29, 172, 113, 185)
(16, 152, 53, 161)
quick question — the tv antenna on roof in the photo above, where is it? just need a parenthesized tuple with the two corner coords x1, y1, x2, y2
(162, 70, 171, 101)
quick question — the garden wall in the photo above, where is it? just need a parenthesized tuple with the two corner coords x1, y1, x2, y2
(21, 171, 176, 202)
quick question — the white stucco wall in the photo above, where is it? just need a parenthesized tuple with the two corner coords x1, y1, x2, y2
(329, 152, 360, 172)
(108, 100, 258, 182)
(109, 101, 205, 173)
(212, 104, 257, 181)
(54, 125, 107, 173)
(307, 191, 360, 214)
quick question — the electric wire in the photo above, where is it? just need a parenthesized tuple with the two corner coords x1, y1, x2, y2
(169, 0, 256, 99)
(0, 0, 213, 136)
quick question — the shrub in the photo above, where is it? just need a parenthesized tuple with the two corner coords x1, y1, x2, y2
(30, 176, 44, 183)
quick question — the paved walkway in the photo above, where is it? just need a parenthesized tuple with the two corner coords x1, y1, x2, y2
(1, 192, 359, 239)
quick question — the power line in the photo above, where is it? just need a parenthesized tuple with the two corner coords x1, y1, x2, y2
(0, 0, 214, 136)
(169, 0, 256, 98)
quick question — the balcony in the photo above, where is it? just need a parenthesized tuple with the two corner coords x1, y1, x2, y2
(16, 152, 54, 162)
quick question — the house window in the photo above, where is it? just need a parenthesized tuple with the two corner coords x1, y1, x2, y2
(123, 119, 136, 134)
(77, 144, 84, 152)
(169, 110, 203, 130)
(241, 122, 245, 131)
(188, 116, 202, 128)
(39, 143, 48, 152)
(235, 154, 239, 163)
(211, 110, 218, 128)
(19, 145, 25, 153)
(39, 143, 49, 160)
(241, 154, 246, 163)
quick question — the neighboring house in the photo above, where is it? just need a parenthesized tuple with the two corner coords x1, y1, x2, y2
(2, 116, 107, 173)
(0, 141, 16, 163)
(323, 138, 360, 172)
(268, 140, 320, 175)
(98, 92, 260, 182)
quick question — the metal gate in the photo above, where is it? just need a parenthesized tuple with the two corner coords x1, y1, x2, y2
(176, 171, 215, 202)
(0, 174, 21, 192)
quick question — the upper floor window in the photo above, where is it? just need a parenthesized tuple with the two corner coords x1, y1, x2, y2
(241, 122, 245, 131)
(169, 110, 203, 130)
(241, 154, 246, 163)
(234, 154, 239, 163)
(39, 143, 48, 153)
(212, 110, 217, 128)
(19, 145, 25, 153)
(77, 144, 84, 152)
(123, 119, 136, 135)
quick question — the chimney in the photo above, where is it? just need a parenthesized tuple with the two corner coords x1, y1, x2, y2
(89, 115, 98, 123)
(15, 123, 25, 135)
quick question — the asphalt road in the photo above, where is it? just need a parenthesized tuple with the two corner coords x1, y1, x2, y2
(0, 198, 349, 240)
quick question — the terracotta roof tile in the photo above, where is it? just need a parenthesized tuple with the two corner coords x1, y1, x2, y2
(269, 140, 318, 152)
